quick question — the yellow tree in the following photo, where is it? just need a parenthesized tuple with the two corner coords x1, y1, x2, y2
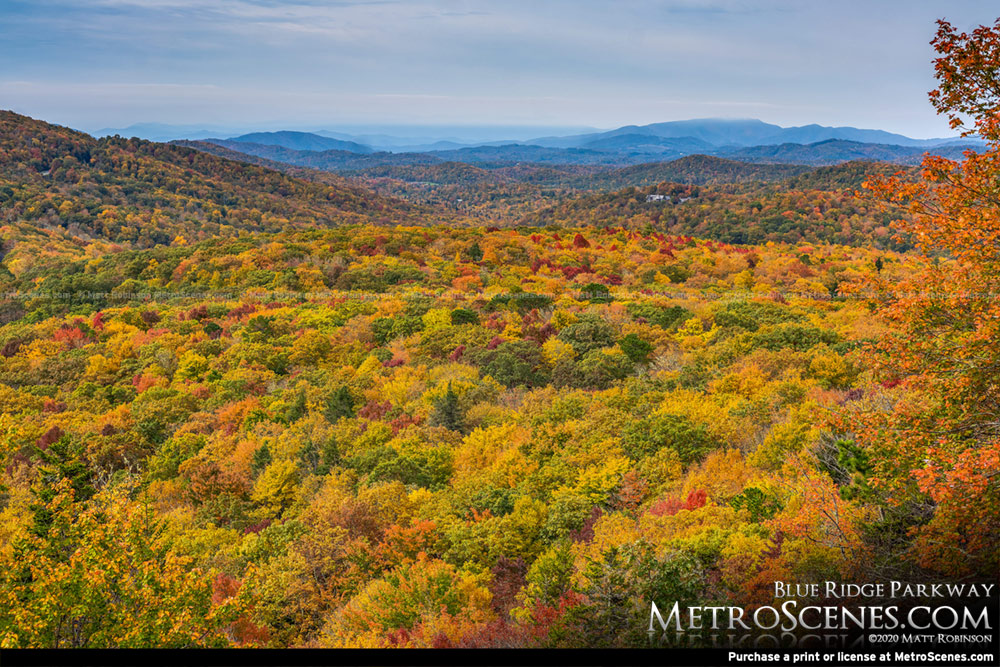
(0, 479, 244, 647)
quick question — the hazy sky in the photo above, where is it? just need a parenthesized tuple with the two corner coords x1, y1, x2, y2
(1, 0, 996, 137)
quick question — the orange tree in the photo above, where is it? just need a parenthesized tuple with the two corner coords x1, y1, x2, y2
(850, 18, 1000, 577)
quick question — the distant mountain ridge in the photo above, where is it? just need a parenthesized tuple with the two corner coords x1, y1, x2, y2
(220, 130, 375, 153)
(99, 117, 978, 161)
(199, 134, 981, 170)
(172, 117, 981, 170)
(526, 118, 976, 149)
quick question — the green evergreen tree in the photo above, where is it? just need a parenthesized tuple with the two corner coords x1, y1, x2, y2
(431, 382, 465, 433)
(317, 437, 340, 476)
(618, 333, 653, 364)
(250, 444, 272, 477)
(285, 390, 307, 423)
(30, 432, 94, 540)
(325, 386, 354, 423)
(299, 436, 339, 476)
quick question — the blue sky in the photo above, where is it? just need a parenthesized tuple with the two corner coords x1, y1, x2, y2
(1, 0, 996, 138)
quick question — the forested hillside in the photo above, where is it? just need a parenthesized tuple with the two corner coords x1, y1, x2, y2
(522, 163, 910, 248)
(582, 155, 811, 188)
(720, 138, 978, 165)
(0, 112, 429, 250)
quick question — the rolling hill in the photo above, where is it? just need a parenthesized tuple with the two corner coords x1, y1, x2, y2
(223, 130, 374, 153)
(520, 160, 911, 247)
(577, 155, 811, 188)
(201, 139, 444, 169)
(719, 138, 980, 165)
(0, 111, 431, 254)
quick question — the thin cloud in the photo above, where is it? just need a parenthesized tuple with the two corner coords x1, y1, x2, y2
(0, 0, 995, 137)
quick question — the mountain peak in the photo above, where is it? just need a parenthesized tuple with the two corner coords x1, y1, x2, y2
(224, 131, 374, 154)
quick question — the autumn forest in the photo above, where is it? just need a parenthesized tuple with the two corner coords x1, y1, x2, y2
(0, 18, 998, 652)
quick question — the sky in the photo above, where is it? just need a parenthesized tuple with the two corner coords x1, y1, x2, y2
(1, 0, 997, 139)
